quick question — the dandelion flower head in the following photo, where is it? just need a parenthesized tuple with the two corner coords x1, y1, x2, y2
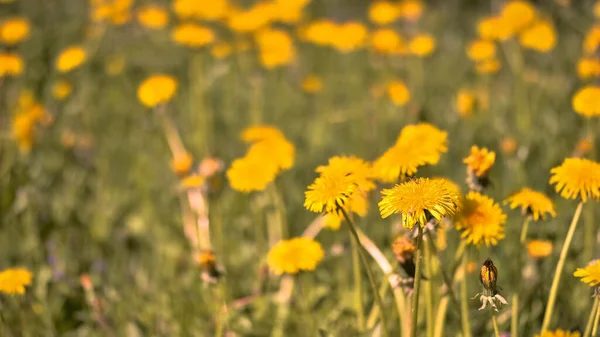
(500, 1, 536, 34)
(398, 0, 424, 21)
(172, 0, 228, 21)
(549, 158, 600, 202)
(136, 5, 169, 29)
(408, 34, 436, 56)
(267, 237, 324, 275)
(172, 23, 215, 48)
(456, 89, 476, 118)
(0, 17, 30, 45)
(455, 192, 506, 246)
(519, 20, 556, 52)
(464, 145, 495, 177)
(368, 1, 400, 25)
(0, 268, 32, 295)
(227, 155, 278, 193)
(330, 22, 367, 53)
(534, 330, 581, 337)
(171, 152, 193, 175)
(577, 58, 600, 79)
(527, 240, 553, 259)
(477, 16, 512, 41)
(583, 25, 600, 55)
(304, 161, 364, 214)
(467, 39, 496, 62)
(387, 80, 410, 106)
(137, 74, 177, 108)
(505, 188, 556, 221)
(56, 46, 87, 73)
(572, 85, 600, 117)
(370, 28, 404, 55)
(255, 28, 296, 69)
(574, 260, 600, 287)
(241, 125, 295, 171)
(316, 156, 375, 192)
(0, 53, 24, 77)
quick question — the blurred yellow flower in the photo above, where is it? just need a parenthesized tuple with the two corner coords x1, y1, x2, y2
(227, 155, 278, 192)
(0, 17, 30, 45)
(301, 74, 323, 93)
(477, 16, 512, 41)
(172, 23, 214, 48)
(476, 58, 501, 74)
(398, 0, 424, 21)
(500, 1, 536, 34)
(574, 260, 600, 287)
(368, 1, 400, 25)
(379, 178, 461, 229)
(267, 237, 324, 275)
(56, 46, 87, 73)
(456, 89, 475, 117)
(0, 268, 32, 295)
(464, 145, 495, 177)
(210, 42, 232, 59)
(408, 33, 436, 56)
(300, 20, 336, 46)
(527, 240, 553, 259)
(331, 22, 367, 53)
(316, 156, 375, 192)
(505, 188, 557, 221)
(271, 0, 308, 24)
(583, 25, 600, 55)
(373, 123, 448, 182)
(550, 158, 600, 202)
(11, 113, 35, 152)
(387, 80, 410, 106)
(137, 74, 177, 108)
(577, 58, 600, 79)
(228, 3, 274, 33)
(534, 330, 581, 337)
(575, 137, 593, 157)
(172, 0, 228, 21)
(180, 174, 205, 189)
(370, 28, 404, 54)
(572, 85, 600, 117)
(519, 20, 556, 52)
(241, 125, 284, 143)
(171, 152, 193, 175)
(0, 52, 24, 77)
(455, 191, 506, 246)
(52, 79, 72, 100)
(467, 40, 496, 62)
(255, 28, 295, 69)
(501, 137, 517, 154)
(136, 5, 169, 29)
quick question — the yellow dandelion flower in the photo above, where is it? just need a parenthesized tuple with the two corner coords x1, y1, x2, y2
(304, 166, 359, 214)
(550, 158, 600, 202)
(379, 177, 461, 229)
(408, 34, 436, 56)
(572, 85, 600, 117)
(300, 20, 336, 46)
(246, 138, 295, 172)
(0, 17, 30, 45)
(227, 155, 278, 193)
(387, 80, 410, 106)
(255, 28, 296, 69)
(267, 237, 324, 275)
(456, 89, 475, 118)
(477, 16, 513, 41)
(505, 188, 557, 221)
(171, 152, 193, 175)
(241, 125, 284, 143)
(574, 260, 600, 287)
(0, 52, 24, 77)
(476, 58, 501, 74)
(370, 28, 404, 55)
(172, 23, 215, 48)
(228, 3, 274, 33)
(398, 0, 424, 21)
(0, 268, 32, 295)
(368, 1, 400, 25)
(323, 192, 370, 230)
(455, 191, 506, 246)
(52, 79, 72, 100)
(392, 236, 416, 262)
(583, 25, 600, 55)
(136, 5, 169, 29)
(180, 174, 205, 189)
(527, 240, 553, 259)
(56, 46, 87, 73)
(270, 0, 307, 24)
(301, 74, 323, 93)
(501, 1, 536, 34)
(467, 39, 496, 62)
(519, 20, 556, 52)
(373, 123, 448, 182)
(323, 213, 343, 230)
(137, 74, 177, 108)
(331, 22, 367, 53)
(172, 0, 228, 21)
(464, 145, 495, 177)
(577, 58, 600, 79)
(316, 156, 376, 192)
(210, 42, 232, 59)
(11, 113, 35, 152)
(535, 330, 581, 337)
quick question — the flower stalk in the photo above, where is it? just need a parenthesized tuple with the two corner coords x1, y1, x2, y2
(584, 296, 600, 337)
(411, 226, 424, 337)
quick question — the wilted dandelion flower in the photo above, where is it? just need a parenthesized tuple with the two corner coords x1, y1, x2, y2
(387, 80, 410, 106)
(583, 25, 600, 55)
(267, 237, 324, 275)
(255, 28, 295, 69)
(0, 268, 32, 295)
(550, 158, 600, 202)
(476, 58, 501, 74)
(467, 39, 496, 62)
(398, 0, 424, 21)
(52, 79, 72, 100)
(500, 1, 536, 34)
(574, 260, 600, 288)
(301, 74, 322, 93)
(519, 20, 556, 52)
(408, 34, 436, 56)
(137, 74, 177, 108)
(172, 23, 214, 48)
(577, 58, 600, 79)
(136, 5, 169, 29)
(0, 17, 30, 45)
(505, 188, 556, 221)
(379, 178, 461, 229)
(456, 89, 475, 117)
(455, 192, 506, 246)
(527, 240, 553, 259)
(476, 258, 508, 311)
(56, 46, 87, 73)
(171, 152, 193, 175)
(0, 52, 24, 77)
(370, 28, 404, 55)
(572, 85, 600, 117)
(368, 1, 400, 25)
(534, 330, 581, 337)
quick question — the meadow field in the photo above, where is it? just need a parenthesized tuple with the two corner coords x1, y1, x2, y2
(1, 0, 600, 336)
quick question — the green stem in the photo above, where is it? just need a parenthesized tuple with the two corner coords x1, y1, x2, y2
(541, 201, 584, 333)
(460, 247, 472, 337)
(512, 216, 531, 337)
(433, 296, 449, 337)
(339, 208, 389, 337)
(351, 234, 366, 331)
(411, 226, 424, 337)
(424, 239, 435, 337)
(425, 231, 462, 320)
(584, 296, 599, 337)
(492, 312, 500, 337)
(366, 274, 391, 329)
(593, 300, 600, 337)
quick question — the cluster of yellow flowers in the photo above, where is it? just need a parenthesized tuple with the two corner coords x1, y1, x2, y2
(0, 17, 29, 77)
